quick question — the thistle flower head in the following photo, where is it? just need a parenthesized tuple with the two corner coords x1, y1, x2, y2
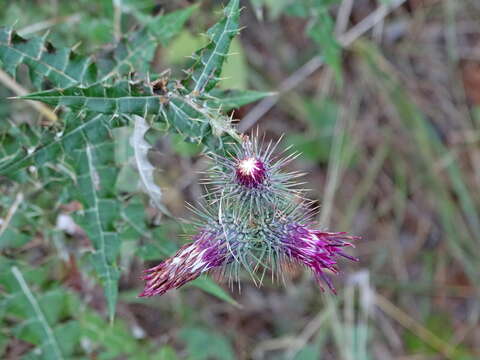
(206, 135, 303, 210)
(140, 133, 360, 298)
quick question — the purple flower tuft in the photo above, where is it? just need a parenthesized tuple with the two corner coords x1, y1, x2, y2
(280, 223, 359, 294)
(139, 229, 230, 297)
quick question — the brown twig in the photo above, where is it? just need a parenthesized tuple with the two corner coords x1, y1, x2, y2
(0, 193, 23, 238)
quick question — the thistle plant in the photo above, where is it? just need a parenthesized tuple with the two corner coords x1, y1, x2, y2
(140, 135, 359, 297)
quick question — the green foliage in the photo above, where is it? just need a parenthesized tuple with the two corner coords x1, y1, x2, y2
(249, 0, 339, 19)
(2, 0, 463, 359)
(188, 277, 240, 308)
(14, 80, 240, 149)
(403, 313, 475, 359)
(293, 344, 322, 360)
(66, 114, 122, 321)
(0, 193, 37, 249)
(0, 0, 269, 333)
(0, 5, 196, 88)
(307, 11, 343, 83)
(0, 262, 80, 359)
(98, 5, 197, 83)
(209, 88, 275, 111)
(251, 0, 343, 80)
(0, 261, 179, 359)
(80, 310, 172, 359)
(179, 327, 235, 360)
(286, 97, 343, 164)
(0, 26, 97, 88)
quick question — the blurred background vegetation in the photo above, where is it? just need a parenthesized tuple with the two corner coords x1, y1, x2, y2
(1, 0, 479, 359)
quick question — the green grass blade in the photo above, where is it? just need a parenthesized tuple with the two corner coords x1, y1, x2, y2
(8, 266, 67, 359)
(189, 277, 241, 308)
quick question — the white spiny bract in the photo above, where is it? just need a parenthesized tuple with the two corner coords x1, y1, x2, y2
(140, 136, 359, 297)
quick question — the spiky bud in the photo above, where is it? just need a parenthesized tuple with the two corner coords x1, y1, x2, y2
(206, 135, 303, 211)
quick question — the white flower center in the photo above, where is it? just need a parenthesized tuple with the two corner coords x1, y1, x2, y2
(238, 157, 259, 177)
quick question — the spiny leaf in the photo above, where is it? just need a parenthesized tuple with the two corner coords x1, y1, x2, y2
(0, 2, 243, 319)
(163, 93, 241, 145)
(143, 5, 198, 46)
(184, 0, 240, 93)
(0, 114, 125, 321)
(65, 114, 122, 321)
(80, 308, 180, 359)
(0, 121, 44, 181)
(0, 5, 194, 90)
(80, 311, 144, 358)
(0, 194, 33, 249)
(17, 80, 162, 115)
(131, 115, 167, 213)
(0, 112, 127, 176)
(0, 26, 97, 89)
(17, 80, 240, 150)
(1, 84, 238, 177)
(208, 88, 275, 111)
